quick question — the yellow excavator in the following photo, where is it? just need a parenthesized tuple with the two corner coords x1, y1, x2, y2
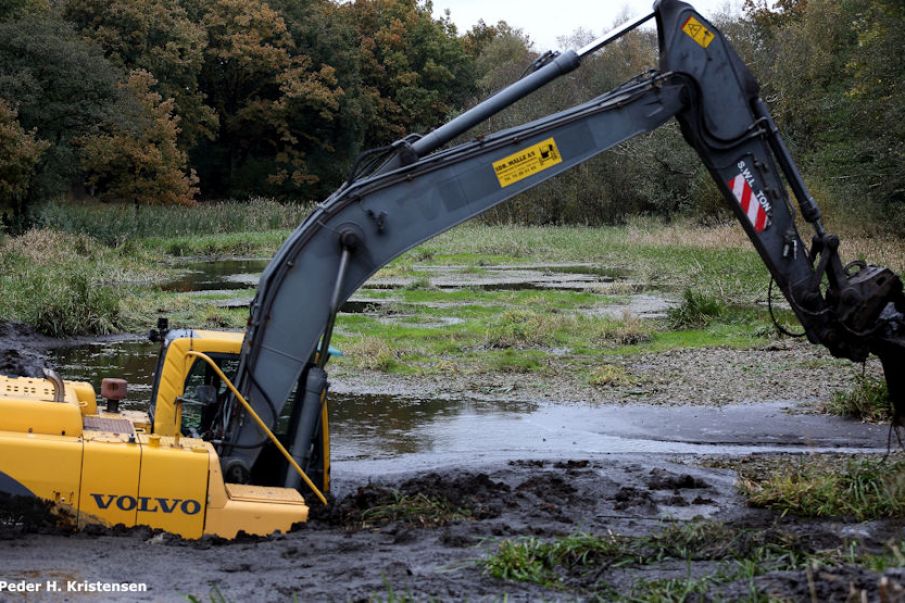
(2, 0, 903, 539)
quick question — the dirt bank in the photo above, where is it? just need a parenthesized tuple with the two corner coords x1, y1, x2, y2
(331, 338, 879, 409)
(0, 322, 137, 379)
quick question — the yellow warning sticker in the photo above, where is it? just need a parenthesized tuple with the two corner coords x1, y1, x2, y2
(682, 16, 715, 48)
(493, 137, 562, 188)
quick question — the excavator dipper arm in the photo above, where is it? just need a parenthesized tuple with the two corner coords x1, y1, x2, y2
(220, 0, 905, 486)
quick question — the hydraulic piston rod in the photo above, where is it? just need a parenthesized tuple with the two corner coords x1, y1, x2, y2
(285, 231, 359, 489)
(400, 11, 655, 161)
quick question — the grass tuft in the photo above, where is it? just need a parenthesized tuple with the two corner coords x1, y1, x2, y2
(590, 312, 651, 346)
(824, 376, 891, 423)
(487, 349, 544, 374)
(483, 309, 568, 349)
(484, 532, 626, 587)
(739, 456, 905, 521)
(359, 492, 469, 529)
(345, 337, 401, 372)
(588, 364, 635, 387)
(667, 289, 726, 329)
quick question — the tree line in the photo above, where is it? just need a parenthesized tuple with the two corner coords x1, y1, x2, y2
(0, 0, 901, 231)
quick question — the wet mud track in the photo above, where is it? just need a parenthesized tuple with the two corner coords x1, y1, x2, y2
(3, 455, 905, 601)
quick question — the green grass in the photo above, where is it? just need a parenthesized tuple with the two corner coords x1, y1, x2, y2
(141, 230, 290, 257)
(0, 230, 162, 336)
(667, 288, 726, 329)
(738, 456, 905, 521)
(358, 492, 469, 529)
(624, 575, 718, 603)
(325, 278, 785, 379)
(487, 349, 546, 374)
(483, 532, 629, 586)
(824, 376, 891, 423)
(483, 518, 905, 599)
(37, 199, 310, 244)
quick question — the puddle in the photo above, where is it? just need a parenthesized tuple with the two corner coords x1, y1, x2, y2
(46, 339, 160, 410)
(161, 259, 269, 292)
(592, 294, 678, 319)
(330, 397, 891, 475)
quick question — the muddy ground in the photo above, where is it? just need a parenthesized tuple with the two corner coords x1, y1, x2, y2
(329, 339, 875, 409)
(2, 456, 905, 602)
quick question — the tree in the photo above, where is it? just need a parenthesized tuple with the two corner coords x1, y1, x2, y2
(78, 70, 197, 206)
(265, 0, 373, 193)
(194, 0, 343, 198)
(343, 0, 476, 147)
(743, 0, 808, 28)
(62, 0, 216, 148)
(0, 14, 122, 200)
(0, 99, 49, 229)
(843, 0, 905, 210)
(744, 0, 904, 230)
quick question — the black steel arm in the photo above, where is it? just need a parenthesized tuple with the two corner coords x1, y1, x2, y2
(220, 0, 905, 485)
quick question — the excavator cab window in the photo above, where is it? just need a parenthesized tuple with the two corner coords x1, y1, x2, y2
(180, 354, 239, 439)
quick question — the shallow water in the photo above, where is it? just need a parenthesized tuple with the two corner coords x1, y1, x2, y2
(47, 339, 159, 411)
(328, 394, 890, 474)
(160, 258, 269, 292)
(47, 338, 889, 471)
(44, 257, 888, 469)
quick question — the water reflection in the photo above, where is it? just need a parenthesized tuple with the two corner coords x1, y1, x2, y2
(328, 393, 537, 458)
(47, 340, 160, 410)
(161, 259, 270, 292)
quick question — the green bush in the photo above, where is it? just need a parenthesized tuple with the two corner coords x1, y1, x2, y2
(667, 289, 726, 329)
(824, 376, 891, 423)
(16, 270, 120, 337)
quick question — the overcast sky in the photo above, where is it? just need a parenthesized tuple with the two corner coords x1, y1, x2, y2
(432, 0, 742, 52)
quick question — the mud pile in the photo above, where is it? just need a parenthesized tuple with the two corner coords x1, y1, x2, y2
(2, 457, 904, 601)
(0, 322, 51, 377)
(0, 493, 73, 539)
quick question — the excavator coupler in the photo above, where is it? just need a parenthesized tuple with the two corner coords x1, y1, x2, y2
(877, 329, 905, 425)
(868, 275, 905, 424)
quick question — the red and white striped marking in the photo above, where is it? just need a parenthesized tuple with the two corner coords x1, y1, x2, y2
(728, 174, 768, 233)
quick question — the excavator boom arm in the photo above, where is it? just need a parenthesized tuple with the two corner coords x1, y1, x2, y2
(221, 0, 905, 484)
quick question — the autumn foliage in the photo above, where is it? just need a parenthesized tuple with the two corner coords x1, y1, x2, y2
(78, 70, 198, 206)
(0, 0, 900, 233)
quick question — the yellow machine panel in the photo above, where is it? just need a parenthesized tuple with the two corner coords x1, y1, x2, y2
(152, 331, 243, 437)
(0, 338, 312, 540)
(135, 434, 210, 539)
(78, 427, 141, 529)
(0, 397, 83, 437)
(0, 431, 82, 516)
(203, 450, 308, 539)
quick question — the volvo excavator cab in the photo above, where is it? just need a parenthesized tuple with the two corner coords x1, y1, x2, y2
(1, 0, 903, 538)
(146, 324, 331, 494)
